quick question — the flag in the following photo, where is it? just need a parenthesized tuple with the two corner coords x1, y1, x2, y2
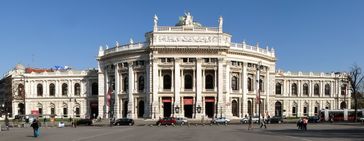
(106, 87, 112, 107)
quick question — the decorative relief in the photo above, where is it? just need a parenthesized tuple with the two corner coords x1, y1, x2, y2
(157, 35, 220, 43)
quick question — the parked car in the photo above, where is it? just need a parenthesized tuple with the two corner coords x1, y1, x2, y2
(308, 116, 321, 123)
(211, 117, 230, 124)
(114, 118, 134, 126)
(175, 117, 188, 125)
(240, 116, 260, 124)
(267, 116, 283, 124)
(358, 116, 364, 122)
(156, 117, 176, 125)
(76, 119, 93, 126)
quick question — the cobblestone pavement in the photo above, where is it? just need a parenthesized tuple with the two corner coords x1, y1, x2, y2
(0, 123, 363, 141)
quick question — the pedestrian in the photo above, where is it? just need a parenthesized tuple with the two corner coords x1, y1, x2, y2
(31, 119, 40, 137)
(260, 117, 267, 129)
(248, 116, 253, 130)
(73, 118, 77, 128)
(297, 118, 302, 130)
(302, 117, 308, 131)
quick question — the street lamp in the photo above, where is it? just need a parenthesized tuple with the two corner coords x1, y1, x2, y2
(256, 61, 263, 124)
(175, 106, 180, 114)
(196, 105, 201, 114)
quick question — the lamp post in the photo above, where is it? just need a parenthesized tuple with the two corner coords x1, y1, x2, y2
(256, 61, 263, 124)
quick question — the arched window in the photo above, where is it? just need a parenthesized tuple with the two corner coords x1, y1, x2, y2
(184, 74, 193, 89)
(92, 83, 98, 95)
(247, 77, 252, 91)
(62, 83, 68, 96)
(276, 83, 282, 94)
(259, 79, 264, 91)
(138, 76, 144, 91)
(18, 84, 24, 96)
(291, 83, 297, 95)
(231, 76, 238, 90)
(123, 76, 128, 92)
(341, 84, 347, 95)
(37, 84, 43, 96)
(205, 74, 214, 89)
(314, 84, 320, 95)
(74, 83, 81, 96)
(303, 83, 309, 95)
(163, 75, 171, 89)
(325, 84, 331, 96)
(49, 83, 55, 96)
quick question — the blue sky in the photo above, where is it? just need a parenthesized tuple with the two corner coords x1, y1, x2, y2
(1, 0, 363, 75)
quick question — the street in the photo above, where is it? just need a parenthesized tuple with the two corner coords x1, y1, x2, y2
(1, 123, 364, 141)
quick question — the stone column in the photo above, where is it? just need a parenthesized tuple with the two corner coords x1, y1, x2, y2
(217, 58, 224, 117)
(242, 63, 248, 117)
(195, 58, 203, 119)
(225, 63, 232, 118)
(114, 63, 120, 118)
(266, 69, 270, 116)
(97, 64, 105, 119)
(152, 58, 159, 119)
(127, 62, 135, 119)
(174, 58, 181, 117)
(145, 60, 151, 118)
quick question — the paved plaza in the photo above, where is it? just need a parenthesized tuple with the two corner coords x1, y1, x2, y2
(0, 123, 363, 141)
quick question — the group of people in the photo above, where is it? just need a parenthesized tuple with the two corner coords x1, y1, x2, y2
(297, 117, 308, 131)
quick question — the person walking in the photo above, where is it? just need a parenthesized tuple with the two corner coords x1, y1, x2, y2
(297, 118, 303, 130)
(260, 117, 267, 129)
(31, 119, 40, 137)
(248, 116, 253, 130)
(302, 117, 308, 131)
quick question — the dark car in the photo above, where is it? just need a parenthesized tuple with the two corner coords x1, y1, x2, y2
(268, 116, 283, 124)
(114, 118, 134, 126)
(76, 119, 93, 126)
(156, 117, 176, 125)
(308, 116, 321, 123)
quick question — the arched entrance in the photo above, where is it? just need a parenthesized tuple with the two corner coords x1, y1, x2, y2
(340, 101, 347, 109)
(123, 101, 128, 118)
(18, 103, 25, 115)
(231, 100, 238, 117)
(138, 101, 144, 118)
(275, 101, 282, 117)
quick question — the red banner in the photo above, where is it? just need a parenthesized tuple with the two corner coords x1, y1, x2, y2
(162, 97, 172, 102)
(205, 97, 215, 102)
(183, 98, 193, 105)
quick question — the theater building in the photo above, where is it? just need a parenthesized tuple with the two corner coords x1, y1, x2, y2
(0, 13, 350, 120)
(96, 13, 350, 119)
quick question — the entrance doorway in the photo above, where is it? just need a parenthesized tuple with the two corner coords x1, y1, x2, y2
(184, 97, 193, 118)
(248, 101, 252, 116)
(123, 101, 128, 118)
(275, 101, 282, 117)
(18, 103, 25, 115)
(138, 101, 144, 118)
(90, 101, 98, 119)
(231, 100, 238, 117)
(162, 97, 172, 117)
(205, 97, 215, 118)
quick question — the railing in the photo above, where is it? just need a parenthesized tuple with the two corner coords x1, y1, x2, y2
(277, 71, 336, 77)
(230, 42, 275, 57)
(156, 26, 219, 32)
(104, 42, 146, 55)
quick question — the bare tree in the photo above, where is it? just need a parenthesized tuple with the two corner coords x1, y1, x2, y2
(348, 64, 364, 122)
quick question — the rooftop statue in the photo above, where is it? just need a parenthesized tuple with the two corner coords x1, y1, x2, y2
(175, 12, 202, 27)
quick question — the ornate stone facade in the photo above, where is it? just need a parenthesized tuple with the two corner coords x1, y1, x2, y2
(96, 13, 351, 119)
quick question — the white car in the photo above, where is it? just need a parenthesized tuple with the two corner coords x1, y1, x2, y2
(211, 117, 230, 124)
(240, 116, 260, 124)
(176, 117, 188, 125)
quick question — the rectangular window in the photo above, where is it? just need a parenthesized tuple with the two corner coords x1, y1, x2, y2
(63, 108, 68, 117)
(314, 107, 318, 115)
(167, 58, 173, 62)
(183, 58, 188, 62)
(161, 58, 166, 63)
(189, 58, 196, 63)
(204, 58, 209, 63)
(303, 107, 307, 116)
(38, 108, 43, 117)
(76, 108, 80, 117)
(51, 108, 55, 115)
(292, 107, 296, 116)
